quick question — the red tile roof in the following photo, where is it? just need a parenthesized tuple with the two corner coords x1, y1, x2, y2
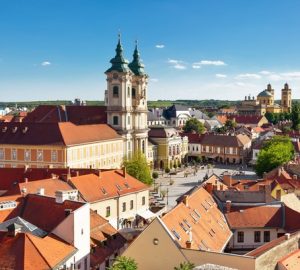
(225, 205, 283, 228)
(90, 210, 126, 267)
(277, 249, 300, 270)
(162, 187, 232, 252)
(69, 170, 149, 203)
(228, 115, 267, 125)
(0, 232, 76, 269)
(199, 133, 251, 147)
(0, 122, 122, 146)
(23, 105, 107, 125)
(0, 168, 100, 194)
(20, 194, 84, 232)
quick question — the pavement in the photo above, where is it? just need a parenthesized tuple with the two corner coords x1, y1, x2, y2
(153, 164, 256, 207)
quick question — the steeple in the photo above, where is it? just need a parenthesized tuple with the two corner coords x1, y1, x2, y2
(128, 40, 146, 76)
(106, 34, 130, 73)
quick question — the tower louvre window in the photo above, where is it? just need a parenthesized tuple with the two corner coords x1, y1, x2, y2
(113, 86, 119, 98)
(113, 116, 119, 125)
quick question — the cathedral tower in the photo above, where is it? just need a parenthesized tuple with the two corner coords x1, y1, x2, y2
(281, 83, 292, 113)
(105, 36, 148, 158)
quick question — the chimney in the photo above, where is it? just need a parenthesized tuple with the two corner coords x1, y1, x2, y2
(37, 188, 45, 196)
(264, 185, 272, 203)
(186, 231, 193, 248)
(284, 233, 291, 240)
(64, 209, 72, 217)
(223, 173, 232, 187)
(122, 166, 126, 178)
(205, 183, 213, 194)
(182, 195, 189, 207)
(76, 171, 80, 177)
(24, 165, 29, 173)
(7, 223, 22, 237)
(24, 178, 28, 184)
(225, 200, 231, 213)
(95, 169, 101, 179)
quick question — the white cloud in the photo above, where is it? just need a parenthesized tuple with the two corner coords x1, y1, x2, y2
(174, 64, 186, 70)
(150, 78, 159, 82)
(41, 61, 51, 66)
(236, 73, 261, 79)
(192, 65, 201, 69)
(216, 74, 227, 78)
(155, 44, 165, 49)
(168, 59, 187, 70)
(194, 60, 227, 66)
(260, 70, 272, 75)
(235, 82, 246, 86)
(281, 72, 300, 79)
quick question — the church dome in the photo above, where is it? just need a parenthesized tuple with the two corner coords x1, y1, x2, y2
(257, 90, 272, 97)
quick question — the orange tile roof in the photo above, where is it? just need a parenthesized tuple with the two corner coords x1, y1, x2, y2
(277, 249, 300, 270)
(225, 205, 283, 228)
(162, 187, 232, 252)
(0, 122, 122, 146)
(89, 211, 126, 267)
(0, 232, 76, 269)
(69, 170, 149, 203)
(18, 178, 73, 197)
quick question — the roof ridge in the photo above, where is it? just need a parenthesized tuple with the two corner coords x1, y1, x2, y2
(25, 233, 52, 269)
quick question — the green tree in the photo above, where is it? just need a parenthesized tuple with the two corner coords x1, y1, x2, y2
(108, 256, 138, 270)
(152, 172, 159, 180)
(183, 118, 205, 134)
(174, 262, 195, 270)
(165, 167, 170, 174)
(255, 136, 294, 177)
(291, 102, 300, 130)
(225, 119, 237, 130)
(123, 152, 152, 185)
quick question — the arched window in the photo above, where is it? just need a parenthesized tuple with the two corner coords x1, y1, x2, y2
(113, 86, 119, 98)
(113, 116, 119, 125)
(132, 88, 136, 98)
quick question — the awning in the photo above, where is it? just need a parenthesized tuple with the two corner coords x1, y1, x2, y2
(137, 209, 157, 220)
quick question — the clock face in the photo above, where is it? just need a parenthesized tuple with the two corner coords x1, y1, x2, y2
(113, 73, 118, 79)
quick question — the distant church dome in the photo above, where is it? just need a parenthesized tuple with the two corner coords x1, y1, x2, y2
(257, 90, 272, 97)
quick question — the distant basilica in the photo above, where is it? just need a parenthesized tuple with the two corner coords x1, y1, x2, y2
(237, 83, 292, 115)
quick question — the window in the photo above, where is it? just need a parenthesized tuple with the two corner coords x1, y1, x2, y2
(11, 149, 17, 160)
(179, 222, 188, 232)
(142, 196, 146, 205)
(264, 231, 270, 242)
(127, 87, 130, 97)
(127, 115, 130, 125)
(113, 116, 119, 125)
(130, 200, 133, 210)
(0, 149, 4, 160)
(122, 202, 126, 212)
(106, 206, 111, 217)
(51, 150, 57, 162)
(132, 88, 136, 98)
(24, 150, 31, 161)
(254, 231, 261, 242)
(183, 219, 191, 229)
(237, 231, 244, 243)
(113, 86, 119, 97)
(172, 229, 181, 240)
(37, 150, 43, 161)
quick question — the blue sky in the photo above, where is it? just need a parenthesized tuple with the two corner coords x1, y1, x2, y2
(1, 0, 300, 101)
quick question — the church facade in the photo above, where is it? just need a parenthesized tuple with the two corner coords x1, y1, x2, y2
(237, 83, 292, 116)
(105, 37, 149, 159)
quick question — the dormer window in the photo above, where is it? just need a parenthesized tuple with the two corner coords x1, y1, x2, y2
(113, 116, 119, 125)
(113, 86, 119, 98)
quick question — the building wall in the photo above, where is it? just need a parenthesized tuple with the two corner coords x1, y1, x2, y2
(182, 249, 256, 270)
(90, 189, 149, 229)
(0, 144, 65, 168)
(66, 139, 123, 169)
(0, 139, 124, 169)
(52, 203, 91, 270)
(228, 228, 285, 251)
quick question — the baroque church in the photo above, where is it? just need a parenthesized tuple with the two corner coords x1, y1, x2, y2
(104, 36, 149, 159)
(237, 83, 292, 116)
